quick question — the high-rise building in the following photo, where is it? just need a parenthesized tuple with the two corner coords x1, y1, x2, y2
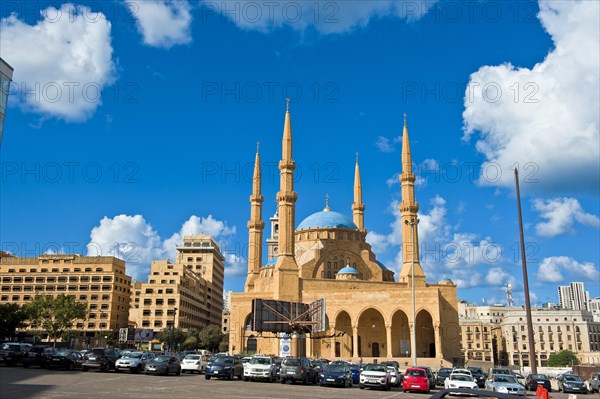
(0, 57, 14, 144)
(0, 254, 132, 337)
(129, 235, 225, 333)
(558, 282, 590, 311)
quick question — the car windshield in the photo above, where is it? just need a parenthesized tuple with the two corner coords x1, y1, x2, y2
(564, 376, 582, 382)
(250, 357, 271, 365)
(387, 367, 397, 373)
(283, 358, 301, 366)
(365, 365, 387, 372)
(452, 375, 472, 381)
(496, 376, 518, 383)
(123, 353, 143, 359)
(327, 365, 346, 372)
(89, 349, 104, 356)
(531, 374, 548, 380)
(55, 350, 72, 356)
(350, 365, 359, 371)
(439, 369, 451, 376)
(1, 344, 20, 350)
(185, 355, 200, 360)
(154, 356, 170, 362)
(468, 367, 483, 374)
(407, 369, 425, 377)
(215, 357, 234, 364)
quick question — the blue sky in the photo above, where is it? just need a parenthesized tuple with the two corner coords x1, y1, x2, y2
(1, 0, 598, 307)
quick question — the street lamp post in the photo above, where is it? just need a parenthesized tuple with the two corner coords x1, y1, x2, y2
(405, 218, 419, 367)
(170, 307, 177, 354)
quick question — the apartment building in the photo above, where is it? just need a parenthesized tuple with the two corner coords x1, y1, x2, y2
(0, 254, 132, 336)
(129, 235, 225, 332)
(459, 302, 600, 366)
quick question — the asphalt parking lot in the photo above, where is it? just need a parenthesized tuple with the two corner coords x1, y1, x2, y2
(1, 367, 599, 399)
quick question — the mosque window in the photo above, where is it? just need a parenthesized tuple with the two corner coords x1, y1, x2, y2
(327, 262, 331, 269)
(327, 271, 331, 279)
(334, 262, 337, 268)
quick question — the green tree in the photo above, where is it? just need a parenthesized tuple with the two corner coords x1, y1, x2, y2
(547, 350, 580, 367)
(219, 333, 229, 353)
(156, 327, 186, 351)
(0, 303, 28, 340)
(24, 295, 87, 347)
(199, 325, 223, 353)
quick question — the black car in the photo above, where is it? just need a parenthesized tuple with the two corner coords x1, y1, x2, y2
(320, 364, 353, 387)
(421, 366, 437, 390)
(437, 368, 452, 386)
(525, 374, 552, 392)
(468, 366, 487, 388)
(47, 350, 83, 371)
(280, 357, 318, 384)
(22, 345, 56, 368)
(0, 343, 31, 366)
(144, 355, 181, 376)
(558, 374, 587, 394)
(205, 356, 243, 380)
(82, 348, 119, 372)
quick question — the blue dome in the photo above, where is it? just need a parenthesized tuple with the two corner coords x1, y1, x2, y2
(297, 210, 358, 231)
(337, 266, 359, 275)
(375, 260, 388, 270)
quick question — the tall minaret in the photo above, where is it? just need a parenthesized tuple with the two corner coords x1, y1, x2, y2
(398, 115, 426, 285)
(352, 153, 366, 233)
(244, 143, 264, 291)
(273, 99, 300, 301)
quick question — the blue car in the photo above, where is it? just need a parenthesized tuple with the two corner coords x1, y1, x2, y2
(320, 364, 353, 387)
(349, 364, 361, 384)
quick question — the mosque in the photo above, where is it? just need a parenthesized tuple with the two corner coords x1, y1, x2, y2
(228, 104, 461, 366)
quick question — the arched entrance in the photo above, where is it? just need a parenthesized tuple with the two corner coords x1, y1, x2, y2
(247, 335, 257, 354)
(416, 310, 435, 357)
(391, 310, 410, 357)
(357, 308, 385, 359)
(334, 311, 353, 358)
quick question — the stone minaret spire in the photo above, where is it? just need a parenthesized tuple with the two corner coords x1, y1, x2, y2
(245, 143, 265, 291)
(352, 153, 366, 232)
(398, 115, 426, 285)
(273, 99, 300, 301)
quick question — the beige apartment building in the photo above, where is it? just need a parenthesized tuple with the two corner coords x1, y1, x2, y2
(0, 253, 131, 337)
(129, 235, 225, 333)
(459, 303, 600, 366)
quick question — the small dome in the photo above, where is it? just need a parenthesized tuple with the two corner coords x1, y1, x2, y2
(297, 210, 358, 231)
(337, 266, 359, 275)
(375, 260, 388, 270)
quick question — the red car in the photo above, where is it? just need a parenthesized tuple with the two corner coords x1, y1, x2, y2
(403, 367, 430, 393)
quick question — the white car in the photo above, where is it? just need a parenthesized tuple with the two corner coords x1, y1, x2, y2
(359, 364, 391, 390)
(444, 373, 479, 394)
(115, 351, 155, 373)
(451, 368, 473, 378)
(485, 374, 526, 396)
(243, 355, 276, 382)
(386, 366, 401, 387)
(181, 354, 204, 374)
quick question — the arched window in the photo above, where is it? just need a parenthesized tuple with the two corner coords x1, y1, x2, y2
(327, 262, 331, 269)
(327, 271, 331, 279)
(346, 257, 350, 264)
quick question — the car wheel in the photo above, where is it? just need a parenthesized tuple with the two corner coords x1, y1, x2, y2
(303, 375, 308, 385)
(281, 378, 286, 384)
(359, 384, 364, 389)
(206, 375, 211, 380)
(68, 362, 74, 371)
(176, 368, 181, 376)
(82, 367, 88, 372)
(243, 376, 249, 381)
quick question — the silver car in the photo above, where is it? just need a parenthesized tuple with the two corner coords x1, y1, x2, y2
(115, 351, 155, 373)
(485, 374, 526, 396)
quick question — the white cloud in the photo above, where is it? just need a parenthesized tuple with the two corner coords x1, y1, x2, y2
(203, 0, 438, 34)
(533, 197, 600, 237)
(485, 267, 518, 287)
(462, 0, 600, 193)
(127, 0, 192, 48)
(0, 4, 116, 121)
(376, 136, 401, 153)
(537, 256, 598, 283)
(86, 214, 237, 281)
(366, 231, 390, 254)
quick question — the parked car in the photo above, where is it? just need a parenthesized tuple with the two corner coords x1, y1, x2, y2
(437, 367, 453, 386)
(348, 364, 361, 384)
(485, 374, 526, 396)
(47, 350, 83, 371)
(206, 355, 243, 380)
(585, 372, 600, 393)
(144, 355, 181, 376)
(558, 374, 588, 394)
(451, 368, 473, 378)
(243, 355, 276, 382)
(0, 343, 31, 366)
(403, 367, 430, 393)
(359, 363, 391, 391)
(81, 348, 119, 372)
(280, 357, 317, 384)
(320, 363, 353, 387)
(381, 360, 400, 370)
(467, 366, 487, 388)
(181, 353, 205, 374)
(22, 345, 56, 368)
(387, 366, 402, 387)
(115, 351, 155, 373)
(273, 356, 282, 380)
(525, 374, 552, 392)
(488, 367, 513, 381)
(421, 366, 437, 389)
(444, 373, 479, 393)
(513, 372, 526, 386)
